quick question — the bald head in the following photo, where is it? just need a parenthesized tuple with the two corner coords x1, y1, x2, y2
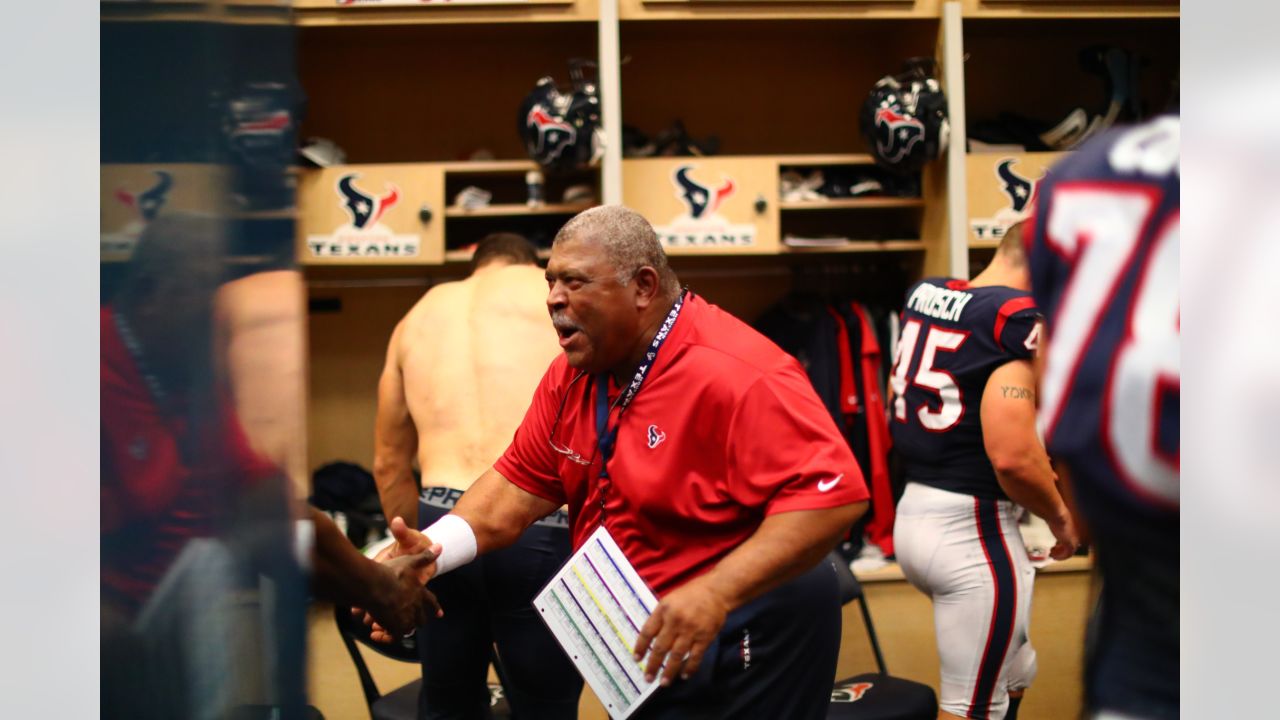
(553, 205, 680, 298)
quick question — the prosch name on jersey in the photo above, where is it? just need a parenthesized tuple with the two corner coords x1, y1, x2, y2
(906, 283, 974, 323)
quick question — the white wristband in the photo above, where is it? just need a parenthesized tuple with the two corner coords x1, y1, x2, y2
(294, 519, 315, 571)
(424, 514, 478, 576)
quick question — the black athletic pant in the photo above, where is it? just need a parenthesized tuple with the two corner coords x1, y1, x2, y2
(418, 492, 581, 720)
(634, 558, 842, 719)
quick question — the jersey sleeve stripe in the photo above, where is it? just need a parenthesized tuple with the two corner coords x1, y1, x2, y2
(993, 297, 1037, 346)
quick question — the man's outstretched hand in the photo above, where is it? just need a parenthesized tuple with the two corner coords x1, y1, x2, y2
(358, 545, 443, 641)
(372, 516, 433, 562)
(356, 517, 442, 643)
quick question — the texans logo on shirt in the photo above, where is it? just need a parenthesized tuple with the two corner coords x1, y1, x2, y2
(647, 424, 667, 449)
(673, 165, 735, 220)
(526, 106, 577, 163)
(830, 681, 874, 703)
(873, 107, 925, 164)
(997, 159, 1035, 214)
(114, 170, 173, 222)
(337, 173, 400, 230)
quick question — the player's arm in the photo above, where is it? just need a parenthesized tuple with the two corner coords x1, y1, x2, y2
(1032, 333, 1092, 546)
(373, 321, 421, 528)
(982, 359, 1078, 558)
(308, 506, 442, 637)
(364, 467, 561, 642)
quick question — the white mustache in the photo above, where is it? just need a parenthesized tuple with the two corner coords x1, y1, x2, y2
(550, 313, 579, 333)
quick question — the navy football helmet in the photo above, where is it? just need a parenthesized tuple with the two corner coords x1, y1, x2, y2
(518, 60, 603, 172)
(859, 58, 950, 175)
(222, 80, 300, 210)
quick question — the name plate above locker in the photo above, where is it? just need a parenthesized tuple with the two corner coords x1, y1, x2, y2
(297, 164, 445, 265)
(965, 151, 1064, 246)
(623, 157, 779, 255)
(102, 164, 234, 262)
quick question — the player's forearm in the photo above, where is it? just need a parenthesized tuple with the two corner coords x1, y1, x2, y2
(701, 502, 866, 612)
(309, 506, 390, 608)
(993, 451, 1069, 527)
(373, 454, 419, 528)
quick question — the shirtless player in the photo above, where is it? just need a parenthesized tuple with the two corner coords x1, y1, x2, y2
(373, 232, 581, 719)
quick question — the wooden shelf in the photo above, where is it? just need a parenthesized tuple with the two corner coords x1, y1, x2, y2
(440, 160, 541, 174)
(961, 0, 1179, 19)
(970, 240, 1001, 250)
(784, 240, 926, 253)
(776, 153, 878, 167)
(294, 0, 570, 6)
(293, 0, 596, 27)
(779, 198, 924, 211)
(235, 209, 297, 220)
(444, 202, 594, 218)
(620, 0, 943, 21)
(104, 0, 293, 24)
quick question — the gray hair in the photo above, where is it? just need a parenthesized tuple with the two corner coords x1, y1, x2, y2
(553, 205, 679, 296)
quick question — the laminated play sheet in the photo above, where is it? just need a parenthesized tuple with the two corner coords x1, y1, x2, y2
(533, 525, 661, 720)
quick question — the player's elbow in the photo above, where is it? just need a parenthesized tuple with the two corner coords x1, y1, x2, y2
(371, 454, 396, 481)
(988, 449, 1022, 477)
(372, 453, 410, 489)
(988, 446, 1038, 485)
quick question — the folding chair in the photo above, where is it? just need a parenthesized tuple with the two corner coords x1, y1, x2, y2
(333, 605, 511, 720)
(827, 553, 938, 720)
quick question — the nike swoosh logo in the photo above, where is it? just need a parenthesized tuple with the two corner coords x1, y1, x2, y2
(818, 474, 844, 493)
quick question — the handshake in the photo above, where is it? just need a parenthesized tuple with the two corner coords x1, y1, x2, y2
(355, 517, 442, 644)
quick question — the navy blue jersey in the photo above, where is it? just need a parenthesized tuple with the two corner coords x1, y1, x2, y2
(889, 277, 1040, 501)
(1027, 116, 1179, 719)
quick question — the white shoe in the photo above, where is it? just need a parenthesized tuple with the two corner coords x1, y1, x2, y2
(850, 543, 889, 575)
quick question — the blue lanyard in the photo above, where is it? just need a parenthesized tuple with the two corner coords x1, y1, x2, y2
(593, 291, 685, 479)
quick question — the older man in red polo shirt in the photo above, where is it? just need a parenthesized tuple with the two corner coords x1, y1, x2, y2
(378, 204, 869, 718)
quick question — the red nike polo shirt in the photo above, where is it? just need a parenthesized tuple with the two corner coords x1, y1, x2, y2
(496, 293, 869, 596)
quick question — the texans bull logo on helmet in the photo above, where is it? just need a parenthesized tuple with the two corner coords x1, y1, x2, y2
(674, 165, 735, 220)
(526, 106, 578, 165)
(115, 170, 173, 222)
(336, 174, 399, 230)
(873, 107, 926, 165)
(996, 159, 1035, 213)
(860, 61, 949, 175)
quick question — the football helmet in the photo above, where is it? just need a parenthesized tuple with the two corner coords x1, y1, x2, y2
(518, 60, 603, 172)
(859, 58, 950, 175)
(222, 80, 300, 210)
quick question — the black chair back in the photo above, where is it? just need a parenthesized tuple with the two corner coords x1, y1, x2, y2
(825, 551, 938, 720)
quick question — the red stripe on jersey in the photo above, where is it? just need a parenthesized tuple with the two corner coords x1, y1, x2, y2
(993, 297, 1036, 346)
